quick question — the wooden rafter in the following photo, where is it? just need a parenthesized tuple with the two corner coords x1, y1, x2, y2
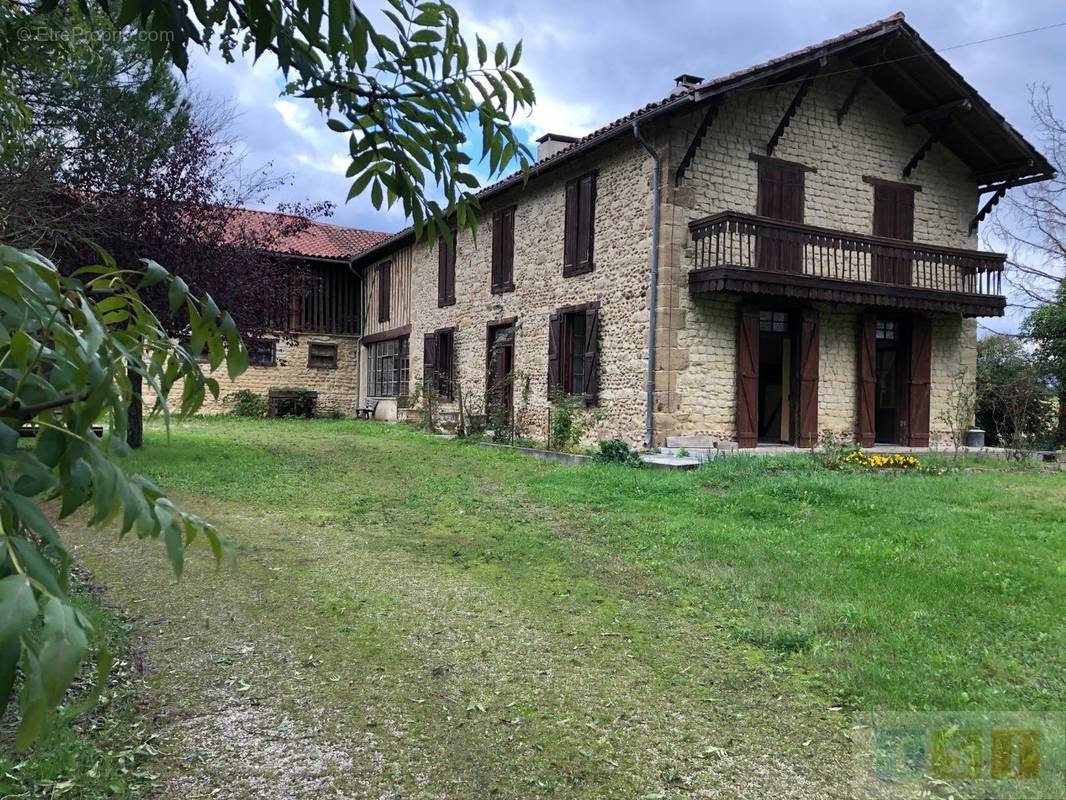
(674, 98, 724, 185)
(902, 99, 971, 126)
(969, 184, 1009, 233)
(902, 118, 951, 178)
(836, 71, 868, 125)
(766, 70, 817, 157)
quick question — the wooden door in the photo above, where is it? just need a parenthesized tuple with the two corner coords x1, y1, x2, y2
(795, 308, 820, 448)
(907, 317, 931, 447)
(857, 313, 877, 447)
(736, 306, 760, 448)
(757, 160, 805, 273)
(872, 185, 915, 285)
(487, 325, 515, 426)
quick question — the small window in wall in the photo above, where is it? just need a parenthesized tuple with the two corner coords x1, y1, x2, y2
(377, 262, 391, 324)
(438, 228, 456, 307)
(308, 342, 338, 369)
(491, 206, 516, 293)
(875, 320, 897, 341)
(423, 328, 456, 401)
(368, 337, 410, 398)
(759, 311, 789, 334)
(548, 302, 600, 404)
(248, 338, 277, 367)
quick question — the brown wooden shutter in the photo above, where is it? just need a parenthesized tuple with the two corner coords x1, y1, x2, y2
(756, 161, 804, 272)
(563, 180, 579, 276)
(582, 302, 601, 405)
(438, 231, 455, 306)
(548, 312, 562, 394)
(423, 333, 437, 389)
(491, 206, 515, 293)
(736, 306, 759, 448)
(576, 173, 596, 273)
(908, 317, 931, 446)
(857, 312, 877, 447)
(873, 185, 915, 285)
(377, 262, 391, 324)
(796, 308, 820, 447)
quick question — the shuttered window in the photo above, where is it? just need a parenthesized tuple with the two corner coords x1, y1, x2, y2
(423, 328, 455, 401)
(307, 342, 338, 369)
(491, 206, 516, 293)
(438, 228, 456, 307)
(547, 301, 600, 405)
(756, 158, 805, 273)
(872, 184, 916, 284)
(563, 172, 596, 277)
(377, 262, 391, 324)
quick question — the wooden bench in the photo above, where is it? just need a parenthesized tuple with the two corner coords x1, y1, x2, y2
(356, 399, 379, 420)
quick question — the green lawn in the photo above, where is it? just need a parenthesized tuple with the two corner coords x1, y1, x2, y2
(4, 417, 1064, 798)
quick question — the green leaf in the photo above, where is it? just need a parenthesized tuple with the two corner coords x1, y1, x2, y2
(494, 41, 506, 68)
(0, 422, 17, 456)
(0, 637, 20, 721)
(10, 537, 62, 598)
(0, 575, 38, 645)
(137, 259, 169, 289)
(3, 490, 59, 546)
(326, 118, 349, 133)
(476, 34, 487, 66)
(39, 598, 88, 707)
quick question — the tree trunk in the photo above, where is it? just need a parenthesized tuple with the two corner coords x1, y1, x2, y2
(1058, 382, 1066, 447)
(127, 369, 143, 450)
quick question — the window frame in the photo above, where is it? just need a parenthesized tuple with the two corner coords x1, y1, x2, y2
(548, 300, 600, 406)
(307, 341, 338, 369)
(367, 336, 410, 399)
(247, 337, 278, 367)
(438, 227, 456, 307)
(377, 262, 391, 324)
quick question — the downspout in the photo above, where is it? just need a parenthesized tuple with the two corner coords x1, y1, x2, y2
(347, 259, 364, 415)
(633, 119, 661, 447)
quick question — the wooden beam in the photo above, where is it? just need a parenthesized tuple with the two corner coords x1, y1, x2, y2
(902, 98, 971, 126)
(675, 98, 724, 185)
(902, 118, 952, 178)
(836, 71, 868, 125)
(972, 159, 1035, 183)
(970, 184, 1009, 234)
(766, 70, 817, 157)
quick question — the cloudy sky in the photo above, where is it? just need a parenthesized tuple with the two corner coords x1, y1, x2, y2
(183, 1, 1064, 329)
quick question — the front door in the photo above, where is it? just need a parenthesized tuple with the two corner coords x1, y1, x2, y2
(872, 184, 915, 285)
(486, 323, 515, 433)
(874, 319, 902, 443)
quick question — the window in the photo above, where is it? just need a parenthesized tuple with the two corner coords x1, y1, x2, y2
(759, 311, 789, 334)
(875, 319, 897, 341)
(377, 262, 391, 324)
(248, 338, 277, 366)
(423, 328, 455, 401)
(438, 228, 456, 307)
(308, 342, 338, 369)
(491, 206, 516, 293)
(368, 337, 409, 398)
(755, 157, 806, 273)
(563, 172, 596, 277)
(548, 302, 600, 404)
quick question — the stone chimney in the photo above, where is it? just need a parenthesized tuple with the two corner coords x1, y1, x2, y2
(536, 133, 579, 162)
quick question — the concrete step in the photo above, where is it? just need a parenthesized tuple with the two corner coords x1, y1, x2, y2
(665, 434, 715, 448)
(660, 446, 716, 463)
(641, 454, 700, 470)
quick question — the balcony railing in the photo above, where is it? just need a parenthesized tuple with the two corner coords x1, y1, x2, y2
(689, 211, 1005, 297)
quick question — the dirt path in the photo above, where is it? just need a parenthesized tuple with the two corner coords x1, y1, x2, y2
(61, 426, 873, 798)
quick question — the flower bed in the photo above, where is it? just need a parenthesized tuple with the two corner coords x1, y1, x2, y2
(842, 450, 945, 474)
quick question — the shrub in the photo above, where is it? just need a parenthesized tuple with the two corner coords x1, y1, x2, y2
(228, 389, 266, 417)
(591, 438, 643, 467)
(811, 429, 860, 470)
(547, 387, 601, 452)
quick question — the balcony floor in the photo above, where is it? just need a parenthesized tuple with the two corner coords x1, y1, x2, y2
(688, 266, 1006, 317)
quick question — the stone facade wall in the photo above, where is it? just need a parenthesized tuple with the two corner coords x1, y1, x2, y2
(360, 62, 989, 447)
(391, 138, 655, 444)
(150, 333, 360, 417)
(654, 67, 982, 445)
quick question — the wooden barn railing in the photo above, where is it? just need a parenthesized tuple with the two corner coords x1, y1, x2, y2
(689, 211, 1005, 296)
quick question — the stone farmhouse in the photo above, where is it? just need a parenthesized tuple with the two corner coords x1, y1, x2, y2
(214, 13, 1053, 449)
(347, 12, 1052, 448)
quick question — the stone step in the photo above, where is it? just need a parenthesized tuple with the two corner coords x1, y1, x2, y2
(665, 434, 715, 448)
(660, 447, 715, 463)
(640, 454, 700, 470)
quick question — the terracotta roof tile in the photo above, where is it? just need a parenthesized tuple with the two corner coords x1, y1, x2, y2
(225, 207, 390, 260)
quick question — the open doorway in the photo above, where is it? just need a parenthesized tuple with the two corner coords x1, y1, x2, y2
(757, 310, 793, 444)
(486, 321, 515, 435)
(874, 319, 905, 444)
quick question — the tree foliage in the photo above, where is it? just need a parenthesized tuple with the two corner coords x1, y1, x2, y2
(5, 0, 537, 241)
(975, 335, 1054, 451)
(1023, 283, 1066, 445)
(0, 245, 247, 747)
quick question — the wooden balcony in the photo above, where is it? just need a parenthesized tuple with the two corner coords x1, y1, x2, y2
(688, 211, 1006, 317)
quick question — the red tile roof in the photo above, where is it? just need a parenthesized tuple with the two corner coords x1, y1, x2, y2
(226, 207, 390, 260)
